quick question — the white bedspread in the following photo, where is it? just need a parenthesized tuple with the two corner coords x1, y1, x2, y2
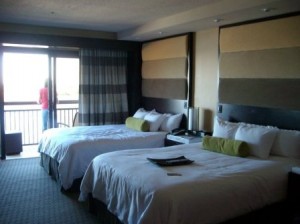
(79, 143, 300, 224)
(38, 124, 167, 189)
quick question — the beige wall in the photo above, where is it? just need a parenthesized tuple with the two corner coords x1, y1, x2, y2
(193, 28, 219, 131)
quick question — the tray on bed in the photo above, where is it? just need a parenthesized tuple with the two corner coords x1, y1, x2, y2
(147, 155, 194, 166)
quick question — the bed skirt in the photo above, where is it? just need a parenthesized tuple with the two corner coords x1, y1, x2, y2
(88, 194, 122, 224)
(87, 194, 291, 224)
(39, 153, 82, 192)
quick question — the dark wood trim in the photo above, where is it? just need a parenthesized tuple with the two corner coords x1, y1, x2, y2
(217, 103, 300, 131)
(0, 31, 141, 51)
(0, 50, 5, 159)
(220, 11, 300, 30)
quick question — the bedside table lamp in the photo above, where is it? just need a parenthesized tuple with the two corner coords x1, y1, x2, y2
(188, 107, 199, 131)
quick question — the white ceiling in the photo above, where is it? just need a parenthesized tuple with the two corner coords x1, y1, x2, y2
(0, 0, 299, 41)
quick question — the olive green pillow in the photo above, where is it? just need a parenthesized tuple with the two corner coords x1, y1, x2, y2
(125, 117, 150, 132)
(202, 136, 249, 157)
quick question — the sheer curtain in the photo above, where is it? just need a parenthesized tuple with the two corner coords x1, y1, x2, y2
(78, 49, 128, 125)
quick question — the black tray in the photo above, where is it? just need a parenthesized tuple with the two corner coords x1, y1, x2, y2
(147, 156, 194, 166)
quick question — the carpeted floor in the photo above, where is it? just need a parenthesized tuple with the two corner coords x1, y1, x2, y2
(0, 158, 99, 224)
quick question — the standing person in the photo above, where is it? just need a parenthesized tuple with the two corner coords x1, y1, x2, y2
(39, 79, 49, 131)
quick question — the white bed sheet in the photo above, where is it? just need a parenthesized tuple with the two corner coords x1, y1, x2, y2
(38, 124, 167, 189)
(79, 143, 300, 224)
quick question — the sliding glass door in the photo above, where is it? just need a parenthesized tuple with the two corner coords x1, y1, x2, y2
(0, 45, 79, 159)
(53, 57, 79, 128)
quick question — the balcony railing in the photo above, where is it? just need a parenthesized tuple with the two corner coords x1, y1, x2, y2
(4, 101, 78, 145)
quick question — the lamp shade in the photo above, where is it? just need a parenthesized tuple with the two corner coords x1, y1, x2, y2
(188, 107, 199, 131)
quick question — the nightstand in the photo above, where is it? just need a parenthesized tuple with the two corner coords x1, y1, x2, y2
(165, 134, 202, 146)
(288, 168, 300, 223)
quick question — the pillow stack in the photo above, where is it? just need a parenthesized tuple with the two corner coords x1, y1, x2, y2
(270, 129, 300, 159)
(212, 116, 300, 159)
(127, 108, 183, 132)
(234, 123, 278, 159)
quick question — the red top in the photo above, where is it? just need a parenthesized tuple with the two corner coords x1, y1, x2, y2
(39, 87, 49, 109)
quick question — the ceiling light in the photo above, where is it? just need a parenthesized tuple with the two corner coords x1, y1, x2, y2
(213, 18, 222, 23)
(261, 8, 271, 12)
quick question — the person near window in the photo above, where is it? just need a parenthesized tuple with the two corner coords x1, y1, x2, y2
(38, 79, 49, 131)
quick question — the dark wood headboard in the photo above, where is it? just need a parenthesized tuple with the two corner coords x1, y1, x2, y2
(217, 103, 300, 131)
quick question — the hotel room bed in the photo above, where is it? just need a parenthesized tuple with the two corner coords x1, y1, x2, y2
(79, 142, 300, 224)
(38, 124, 167, 190)
(38, 103, 186, 191)
(79, 104, 300, 224)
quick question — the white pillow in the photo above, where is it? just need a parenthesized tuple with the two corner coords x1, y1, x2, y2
(270, 129, 300, 158)
(160, 113, 183, 132)
(213, 116, 239, 139)
(144, 111, 166, 132)
(235, 123, 278, 159)
(133, 108, 153, 119)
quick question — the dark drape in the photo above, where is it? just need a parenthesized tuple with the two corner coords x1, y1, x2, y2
(79, 49, 128, 125)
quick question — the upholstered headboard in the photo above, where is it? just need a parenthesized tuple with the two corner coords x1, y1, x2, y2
(141, 33, 193, 129)
(218, 103, 300, 131)
(219, 15, 300, 111)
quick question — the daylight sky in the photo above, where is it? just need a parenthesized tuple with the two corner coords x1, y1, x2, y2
(3, 53, 79, 102)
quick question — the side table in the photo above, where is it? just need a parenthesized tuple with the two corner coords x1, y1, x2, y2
(5, 131, 23, 155)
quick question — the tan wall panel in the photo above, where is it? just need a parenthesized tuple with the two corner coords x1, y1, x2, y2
(142, 58, 187, 79)
(220, 47, 300, 78)
(194, 28, 219, 131)
(219, 78, 300, 110)
(142, 35, 188, 61)
(142, 79, 186, 100)
(220, 15, 300, 53)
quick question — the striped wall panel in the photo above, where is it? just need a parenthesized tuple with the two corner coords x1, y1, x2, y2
(141, 34, 189, 99)
(219, 15, 300, 111)
(142, 79, 187, 100)
(142, 58, 187, 79)
(220, 15, 300, 53)
(219, 48, 300, 79)
(219, 78, 300, 110)
(142, 35, 188, 60)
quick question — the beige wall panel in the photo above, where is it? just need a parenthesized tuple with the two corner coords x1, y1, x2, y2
(220, 15, 300, 53)
(219, 78, 300, 111)
(142, 79, 186, 100)
(142, 35, 188, 61)
(142, 58, 187, 79)
(220, 47, 300, 78)
(194, 28, 219, 131)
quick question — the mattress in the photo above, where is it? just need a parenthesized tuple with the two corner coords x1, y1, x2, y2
(79, 142, 300, 224)
(38, 124, 167, 189)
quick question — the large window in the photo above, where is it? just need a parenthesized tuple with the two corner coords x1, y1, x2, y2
(1, 46, 79, 146)
(3, 52, 48, 103)
(56, 57, 79, 102)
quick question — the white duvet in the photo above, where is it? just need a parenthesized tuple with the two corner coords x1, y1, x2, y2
(38, 124, 167, 189)
(79, 143, 300, 224)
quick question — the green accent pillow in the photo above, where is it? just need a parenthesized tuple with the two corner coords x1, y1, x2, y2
(125, 117, 150, 132)
(202, 136, 249, 157)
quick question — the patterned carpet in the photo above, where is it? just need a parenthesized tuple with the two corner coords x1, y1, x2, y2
(0, 158, 99, 224)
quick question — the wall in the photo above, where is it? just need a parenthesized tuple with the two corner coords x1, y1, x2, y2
(193, 15, 300, 132)
(193, 28, 219, 131)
